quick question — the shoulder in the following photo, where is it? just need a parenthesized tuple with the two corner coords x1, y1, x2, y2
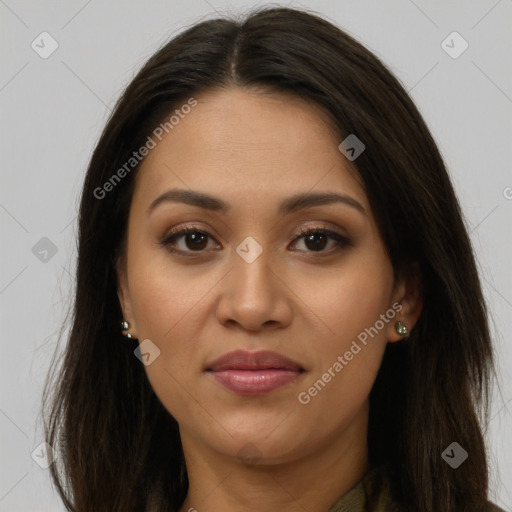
(368, 467, 508, 512)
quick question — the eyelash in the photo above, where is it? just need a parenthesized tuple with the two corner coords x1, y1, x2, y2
(159, 225, 352, 257)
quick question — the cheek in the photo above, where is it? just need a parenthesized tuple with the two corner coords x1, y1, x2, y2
(127, 262, 202, 423)
(129, 266, 207, 399)
(130, 272, 201, 338)
(292, 249, 394, 410)
(294, 248, 394, 351)
(127, 235, 207, 340)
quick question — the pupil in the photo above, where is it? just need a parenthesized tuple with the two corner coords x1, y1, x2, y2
(187, 232, 207, 250)
(306, 233, 326, 251)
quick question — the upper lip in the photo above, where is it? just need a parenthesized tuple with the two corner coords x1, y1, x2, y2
(205, 350, 304, 372)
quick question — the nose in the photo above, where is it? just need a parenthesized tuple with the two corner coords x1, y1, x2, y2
(215, 242, 293, 333)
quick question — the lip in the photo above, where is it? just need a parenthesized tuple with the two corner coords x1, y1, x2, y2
(205, 350, 305, 396)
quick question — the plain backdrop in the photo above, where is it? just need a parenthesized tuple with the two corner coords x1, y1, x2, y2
(1, 1, 511, 510)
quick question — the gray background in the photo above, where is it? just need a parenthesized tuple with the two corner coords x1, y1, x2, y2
(1, 1, 511, 510)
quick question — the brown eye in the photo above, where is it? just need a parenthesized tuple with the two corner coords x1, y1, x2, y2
(301, 232, 329, 251)
(180, 231, 209, 251)
(291, 227, 351, 253)
(160, 226, 218, 255)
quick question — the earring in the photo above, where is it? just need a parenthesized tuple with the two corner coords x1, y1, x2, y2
(395, 320, 409, 337)
(121, 320, 133, 339)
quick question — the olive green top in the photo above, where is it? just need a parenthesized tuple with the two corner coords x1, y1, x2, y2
(326, 466, 396, 512)
(326, 466, 505, 512)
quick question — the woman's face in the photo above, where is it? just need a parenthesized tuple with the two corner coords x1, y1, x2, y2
(117, 86, 419, 466)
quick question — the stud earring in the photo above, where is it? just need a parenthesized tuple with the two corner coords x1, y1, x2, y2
(121, 320, 133, 339)
(395, 320, 409, 337)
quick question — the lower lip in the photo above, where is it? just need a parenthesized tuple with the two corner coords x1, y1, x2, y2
(208, 369, 303, 395)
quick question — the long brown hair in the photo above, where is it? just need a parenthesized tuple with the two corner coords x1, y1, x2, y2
(42, 6, 495, 511)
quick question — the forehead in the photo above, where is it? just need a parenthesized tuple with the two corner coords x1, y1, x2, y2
(133, 86, 368, 214)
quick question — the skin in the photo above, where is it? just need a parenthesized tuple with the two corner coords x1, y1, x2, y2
(117, 86, 422, 512)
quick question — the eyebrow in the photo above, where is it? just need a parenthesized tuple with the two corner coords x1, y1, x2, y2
(147, 188, 366, 216)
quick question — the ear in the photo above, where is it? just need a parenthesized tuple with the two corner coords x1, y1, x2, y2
(115, 255, 138, 338)
(386, 263, 422, 343)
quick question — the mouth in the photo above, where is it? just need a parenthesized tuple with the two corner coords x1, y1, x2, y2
(205, 350, 306, 396)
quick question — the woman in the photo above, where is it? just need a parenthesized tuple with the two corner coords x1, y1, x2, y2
(42, 6, 504, 512)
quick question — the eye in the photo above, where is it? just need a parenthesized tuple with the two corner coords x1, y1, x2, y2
(160, 226, 219, 256)
(159, 224, 351, 257)
(290, 225, 352, 253)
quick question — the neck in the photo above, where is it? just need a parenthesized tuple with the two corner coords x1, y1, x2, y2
(178, 403, 369, 512)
